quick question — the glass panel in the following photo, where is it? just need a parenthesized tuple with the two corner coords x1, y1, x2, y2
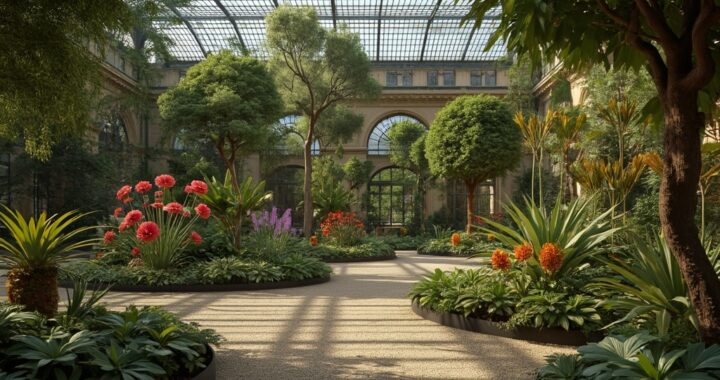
(446, 179, 495, 229)
(367, 167, 417, 227)
(470, 71, 482, 86)
(265, 166, 304, 226)
(278, 115, 320, 155)
(401, 72, 413, 87)
(368, 114, 425, 155)
(484, 70, 497, 86)
(386, 72, 398, 87)
(427, 71, 438, 86)
(442, 70, 455, 86)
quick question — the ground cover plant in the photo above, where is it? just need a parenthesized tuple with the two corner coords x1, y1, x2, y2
(417, 232, 501, 257)
(0, 279, 221, 379)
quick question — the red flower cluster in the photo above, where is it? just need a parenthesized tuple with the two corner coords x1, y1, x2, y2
(116, 185, 132, 201)
(190, 231, 203, 245)
(320, 211, 364, 237)
(539, 243, 563, 273)
(131, 247, 141, 257)
(184, 180, 208, 195)
(514, 243, 533, 262)
(195, 203, 211, 219)
(491, 249, 511, 270)
(450, 233, 461, 247)
(134, 181, 152, 194)
(154, 174, 176, 189)
(136, 221, 160, 242)
(163, 202, 184, 215)
(113, 207, 123, 217)
(103, 231, 116, 245)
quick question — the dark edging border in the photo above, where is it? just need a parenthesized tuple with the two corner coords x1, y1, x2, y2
(58, 276, 330, 293)
(320, 253, 397, 263)
(411, 301, 600, 346)
(191, 345, 216, 380)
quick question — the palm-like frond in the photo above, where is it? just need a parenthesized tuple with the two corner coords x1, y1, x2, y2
(0, 206, 98, 270)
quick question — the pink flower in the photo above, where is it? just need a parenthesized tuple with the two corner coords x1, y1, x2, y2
(136, 221, 160, 242)
(123, 210, 143, 226)
(154, 174, 176, 189)
(134, 181, 152, 194)
(116, 185, 132, 200)
(131, 247, 141, 257)
(163, 202, 184, 215)
(195, 203, 211, 219)
(183, 211, 191, 218)
(184, 185, 193, 194)
(190, 231, 202, 245)
(122, 197, 133, 204)
(150, 202, 163, 209)
(189, 180, 208, 195)
(103, 231, 116, 245)
(113, 207, 123, 217)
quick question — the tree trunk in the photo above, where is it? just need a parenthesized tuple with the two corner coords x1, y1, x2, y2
(660, 92, 720, 344)
(6, 266, 58, 318)
(465, 180, 476, 234)
(302, 135, 314, 237)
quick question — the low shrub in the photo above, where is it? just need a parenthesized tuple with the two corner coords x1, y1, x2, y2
(417, 233, 501, 256)
(375, 235, 429, 250)
(320, 211, 366, 246)
(307, 239, 395, 261)
(0, 281, 220, 379)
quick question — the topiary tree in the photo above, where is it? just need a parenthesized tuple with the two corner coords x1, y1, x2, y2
(266, 6, 381, 236)
(157, 50, 283, 189)
(426, 95, 522, 233)
(388, 120, 431, 232)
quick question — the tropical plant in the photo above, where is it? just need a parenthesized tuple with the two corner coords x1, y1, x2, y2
(198, 172, 272, 248)
(6, 330, 98, 379)
(0, 207, 98, 317)
(455, 280, 517, 318)
(551, 110, 587, 200)
(514, 111, 556, 203)
(593, 231, 697, 337)
(508, 292, 601, 331)
(426, 94, 522, 232)
(311, 181, 356, 221)
(319, 211, 366, 247)
(478, 196, 618, 280)
(105, 174, 210, 270)
(538, 332, 720, 380)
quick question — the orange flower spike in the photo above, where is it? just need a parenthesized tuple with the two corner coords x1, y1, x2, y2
(491, 249, 512, 270)
(309, 235, 318, 246)
(450, 233, 461, 247)
(514, 243, 533, 262)
(539, 243, 563, 273)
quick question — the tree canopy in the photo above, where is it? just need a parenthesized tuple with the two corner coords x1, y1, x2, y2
(426, 94, 522, 232)
(266, 5, 380, 236)
(0, 0, 131, 160)
(157, 50, 283, 187)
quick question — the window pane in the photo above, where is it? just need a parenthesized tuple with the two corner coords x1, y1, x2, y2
(442, 71, 455, 86)
(386, 72, 397, 87)
(402, 72, 413, 87)
(427, 71, 438, 86)
(485, 70, 497, 86)
(470, 71, 482, 86)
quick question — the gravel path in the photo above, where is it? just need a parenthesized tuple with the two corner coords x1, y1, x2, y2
(2, 252, 574, 379)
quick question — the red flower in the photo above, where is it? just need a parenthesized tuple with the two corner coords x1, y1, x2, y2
(136, 221, 160, 242)
(135, 181, 152, 194)
(183, 211, 191, 218)
(113, 207, 123, 217)
(123, 210, 143, 226)
(189, 180, 208, 195)
(151, 202, 163, 209)
(122, 197, 133, 204)
(119, 221, 128, 232)
(539, 243, 563, 273)
(116, 185, 132, 200)
(491, 249, 512, 271)
(195, 203, 211, 219)
(514, 243, 533, 262)
(190, 231, 202, 245)
(184, 185, 193, 194)
(131, 247, 141, 257)
(103, 230, 116, 245)
(163, 202, 184, 215)
(154, 174, 176, 189)
(450, 233, 461, 247)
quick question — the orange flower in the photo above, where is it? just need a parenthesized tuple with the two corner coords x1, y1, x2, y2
(491, 249, 511, 270)
(309, 235, 318, 246)
(514, 243, 533, 262)
(539, 243, 563, 273)
(450, 233, 461, 247)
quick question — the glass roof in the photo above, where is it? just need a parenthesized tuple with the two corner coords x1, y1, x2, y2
(155, 0, 506, 63)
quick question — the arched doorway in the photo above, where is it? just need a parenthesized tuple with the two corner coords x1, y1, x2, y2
(367, 167, 417, 227)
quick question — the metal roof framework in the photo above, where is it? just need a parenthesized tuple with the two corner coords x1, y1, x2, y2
(154, 0, 506, 63)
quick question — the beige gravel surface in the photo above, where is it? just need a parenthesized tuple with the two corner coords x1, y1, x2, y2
(2, 252, 574, 379)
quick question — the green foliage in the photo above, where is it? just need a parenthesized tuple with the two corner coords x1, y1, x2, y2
(426, 94, 521, 184)
(417, 234, 501, 257)
(342, 157, 374, 190)
(388, 120, 429, 174)
(158, 51, 283, 186)
(505, 55, 535, 114)
(478, 197, 618, 280)
(508, 292, 601, 331)
(0, 208, 99, 270)
(374, 235, 429, 250)
(537, 333, 720, 380)
(308, 239, 395, 261)
(298, 105, 365, 147)
(196, 258, 283, 284)
(312, 182, 356, 220)
(593, 231, 698, 337)
(0, 0, 131, 160)
(197, 174, 273, 248)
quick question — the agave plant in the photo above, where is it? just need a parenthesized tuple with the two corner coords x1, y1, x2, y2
(594, 231, 698, 337)
(197, 171, 272, 249)
(0, 207, 98, 317)
(478, 196, 619, 280)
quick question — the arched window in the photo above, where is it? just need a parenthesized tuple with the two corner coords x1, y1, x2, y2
(98, 115, 128, 151)
(265, 165, 304, 224)
(447, 179, 495, 229)
(278, 115, 320, 156)
(368, 114, 425, 155)
(367, 167, 417, 227)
